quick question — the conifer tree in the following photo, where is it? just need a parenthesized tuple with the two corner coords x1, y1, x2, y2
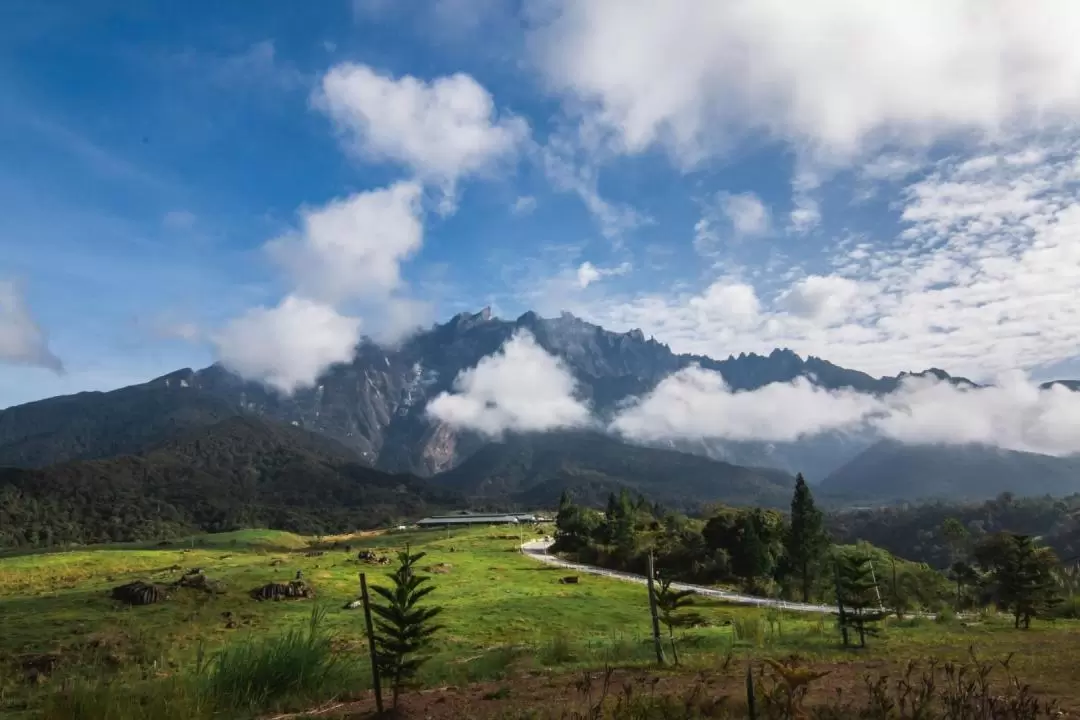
(836, 554, 888, 647)
(784, 473, 829, 602)
(370, 545, 444, 709)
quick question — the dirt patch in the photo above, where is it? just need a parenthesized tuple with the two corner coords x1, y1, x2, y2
(424, 563, 453, 574)
(269, 657, 1080, 719)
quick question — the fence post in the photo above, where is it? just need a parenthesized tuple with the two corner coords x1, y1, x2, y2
(646, 551, 666, 665)
(360, 573, 383, 713)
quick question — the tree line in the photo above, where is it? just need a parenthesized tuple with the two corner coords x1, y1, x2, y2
(555, 474, 1067, 627)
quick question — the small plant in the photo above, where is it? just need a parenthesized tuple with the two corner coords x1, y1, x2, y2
(651, 575, 700, 665)
(370, 545, 444, 711)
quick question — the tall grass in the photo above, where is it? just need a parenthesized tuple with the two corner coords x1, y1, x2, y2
(203, 604, 362, 713)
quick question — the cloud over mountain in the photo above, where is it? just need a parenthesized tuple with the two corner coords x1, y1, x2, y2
(427, 329, 592, 437)
(610, 365, 1080, 457)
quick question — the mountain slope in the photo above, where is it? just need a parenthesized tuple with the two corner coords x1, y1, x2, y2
(0, 309, 1076, 497)
(0, 416, 459, 549)
(820, 439, 1080, 503)
(432, 431, 796, 509)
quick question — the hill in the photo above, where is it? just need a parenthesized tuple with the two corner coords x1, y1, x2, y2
(432, 431, 796, 510)
(0, 416, 460, 549)
(820, 439, 1080, 504)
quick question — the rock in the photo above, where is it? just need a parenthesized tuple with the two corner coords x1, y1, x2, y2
(112, 581, 169, 605)
(558, 576, 579, 584)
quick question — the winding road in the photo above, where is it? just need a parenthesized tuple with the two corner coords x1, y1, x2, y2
(521, 539, 839, 614)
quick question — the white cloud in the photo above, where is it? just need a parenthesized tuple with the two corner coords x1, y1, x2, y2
(265, 181, 423, 305)
(611, 367, 1080, 456)
(611, 367, 880, 443)
(0, 280, 63, 373)
(688, 280, 760, 329)
(317, 63, 528, 199)
(576, 260, 630, 289)
(778, 275, 861, 325)
(162, 210, 196, 230)
(530, 1, 1080, 163)
(719, 192, 770, 236)
(512, 195, 537, 215)
(426, 329, 591, 436)
(212, 295, 361, 394)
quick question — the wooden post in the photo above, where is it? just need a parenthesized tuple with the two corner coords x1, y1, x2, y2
(646, 551, 666, 665)
(360, 573, 383, 714)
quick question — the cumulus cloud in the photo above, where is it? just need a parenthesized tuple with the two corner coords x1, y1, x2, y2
(265, 181, 423, 305)
(778, 275, 862, 325)
(610, 367, 1080, 456)
(530, 1, 1080, 163)
(719, 192, 770, 236)
(688, 280, 760, 329)
(0, 280, 63, 373)
(426, 329, 591, 436)
(576, 260, 630, 289)
(318, 63, 528, 201)
(212, 295, 361, 394)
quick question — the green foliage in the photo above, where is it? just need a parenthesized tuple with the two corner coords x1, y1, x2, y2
(784, 474, 829, 603)
(370, 545, 444, 709)
(651, 576, 699, 665)
(0, 417, 459, 549)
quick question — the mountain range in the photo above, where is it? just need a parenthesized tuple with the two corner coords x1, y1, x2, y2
(1, 308, 1078, 511)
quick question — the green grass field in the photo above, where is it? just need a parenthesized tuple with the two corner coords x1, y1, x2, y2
(2, 526, 1079, 717)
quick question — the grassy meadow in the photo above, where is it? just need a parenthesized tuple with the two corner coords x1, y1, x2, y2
(2, 525, 1079, 717)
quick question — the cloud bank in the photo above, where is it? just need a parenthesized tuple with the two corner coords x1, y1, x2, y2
(426, 329, 591, 436)
(0, 280, 63, 373)
(611, 365, 1080, 457)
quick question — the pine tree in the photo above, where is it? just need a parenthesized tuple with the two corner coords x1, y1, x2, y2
(996, 534, 1062, 629)
(836, 554, 888, 647)
(370, 545, 444, 709)
(784, 473, 829, 602)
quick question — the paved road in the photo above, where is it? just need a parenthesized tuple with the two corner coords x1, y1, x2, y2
(521, 539, 839, 614)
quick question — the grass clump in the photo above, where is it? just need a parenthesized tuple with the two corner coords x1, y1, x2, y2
(203, 604, 357, 713)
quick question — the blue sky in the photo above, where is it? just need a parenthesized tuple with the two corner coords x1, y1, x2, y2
(3, 0, 1080, 409)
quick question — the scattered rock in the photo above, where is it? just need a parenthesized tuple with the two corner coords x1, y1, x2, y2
(304, 550, 325, 558)
(343, 599, 363, 610)
(111, 581, 169, 605)
(559, 576, 579, 585)
(249, 580, 315, 601)
(174, 569, 226, 594)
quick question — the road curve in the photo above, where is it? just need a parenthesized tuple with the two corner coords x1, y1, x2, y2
(521, 539, 838, 615)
